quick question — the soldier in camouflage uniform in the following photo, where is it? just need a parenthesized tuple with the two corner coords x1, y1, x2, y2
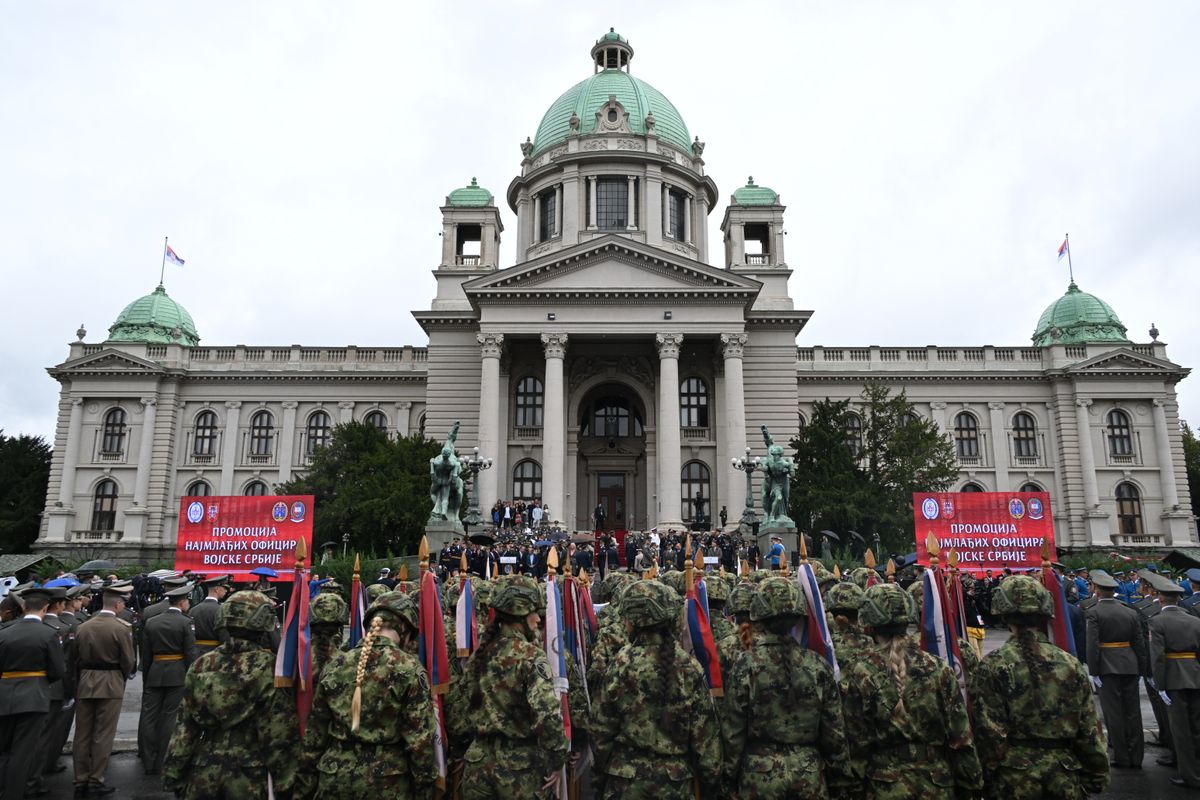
(587, 576, 634, 692)
(908, 577, 979, 684)
(365, 583, 389, 603)
(717, 581, 755, 683)
(840, 583, 982, 799)
(848, 567, 877, 591)
(592, 579, 721, 799)
(450, 575, 568, 799)
(163, 591, 299, 800)
(300, 591, 437, 799)
(308, 592, 347, 684)
(970, 575, 1108, 799)
(722, 576, 850, 798)
(825, 581, 874, 677)
(707, 574, 734, 645)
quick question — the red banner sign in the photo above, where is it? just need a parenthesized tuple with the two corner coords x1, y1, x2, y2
(912, 491, 1055, 573)
(175, 495, 314, 579)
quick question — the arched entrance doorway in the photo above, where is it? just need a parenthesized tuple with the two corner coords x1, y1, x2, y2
(575, 383, 648, 531)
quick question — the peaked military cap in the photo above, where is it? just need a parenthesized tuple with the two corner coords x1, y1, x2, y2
(17, 586, 54, 602)
(1186, 568, 1200, 584)
(202, 574, 231, 587)
(1089, 569, 1118, 589)
(165, 583, 194, 599)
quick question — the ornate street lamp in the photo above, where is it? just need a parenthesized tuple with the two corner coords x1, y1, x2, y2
(730, 446, 759, 534)
(461, 447, 493, 528)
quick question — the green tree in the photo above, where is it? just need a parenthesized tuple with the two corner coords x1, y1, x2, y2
(790, 383, 958, 554)
(1183, 421, 1200, 518)
(0, 431, 52, 553)
(277, 422, 440, 557)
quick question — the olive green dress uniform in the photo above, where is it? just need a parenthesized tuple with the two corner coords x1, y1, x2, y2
(188, 597, 226, 654)
(1085, 571, 1148, 768)
(1149, 584, 1200, 787)
(73, 601, 137, 793)
(31, 603, 72, 785)
(138, 594, 197, 775)
(0, 594, 66, 800)
(45, 587, 88, 771)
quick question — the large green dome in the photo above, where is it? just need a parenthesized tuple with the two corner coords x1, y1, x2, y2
(1031, 282, 1129, 347)
(531, 33, 691, 157)
(108, 285, 200, 346)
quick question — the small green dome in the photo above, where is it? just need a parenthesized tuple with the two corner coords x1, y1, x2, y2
(732, 176, 779, 206)
(447, 177, 493, 207)
(108, 285, 200, 346)
(600, 28, 627, 43)
(1031, 282, 1130, 347)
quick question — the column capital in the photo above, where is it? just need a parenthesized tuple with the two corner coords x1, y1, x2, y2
(71, 397, 84, 407)
(225, 401, 243, 410)
(281, 401, 299, 410)
(396, 401, 413, 411)
(655, 332, 685, 359)
(930, 402, 948, 411)
(1153, 397, 1168, 408)
(140, 397, 157, 408)
(338, 401, 356, 410)
(477, 332, 505, 358)
(541, 332, 569, 359)
(720, 333, 747, 359)
(987, 401, 1006, 411)
(1075, 398, 1093, 409)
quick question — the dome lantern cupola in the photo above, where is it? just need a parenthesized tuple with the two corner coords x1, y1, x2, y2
(591, 28, 633, 73)
(1031, 281, 1131, 347)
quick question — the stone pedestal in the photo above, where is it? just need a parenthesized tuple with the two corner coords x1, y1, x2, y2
(425, 520, 464, 556)
(758, 526, 799, 565)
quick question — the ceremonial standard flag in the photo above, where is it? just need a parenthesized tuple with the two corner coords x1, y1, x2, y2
(417, 570, 450, 789)
(455, 576, 478, 657)
(920, 568, 967, 702)
(165, 243, 185, 267)
(348, 570, 367, 649)
(274, 548, 314, 735)
(796, 562, 839, 679)
(1042, 569, 1078, 657)
(544, 571, 571, 800)
(685, 575, 724, 696)
(1057, 238, 1069, 261)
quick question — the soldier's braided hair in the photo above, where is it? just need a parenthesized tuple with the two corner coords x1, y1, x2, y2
(869, 625, 910, 723)
(738, 621, 754, 652)
(1007, 612, 1049, 679)
(351, 614, 384, 732)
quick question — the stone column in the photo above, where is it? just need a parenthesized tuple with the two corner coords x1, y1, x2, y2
(626, 176, 637, 230)
(338, 400, 355, 425)
(696, 195, 710, 261)
(57, 398, 84, 505)
(662, 183, 671, 236)
(554, 184, 563, 237)
(683, 194, 693, 243)
(133, 398, 158, 506)
(1152, 398, 1181, 510)
(477, 333, 505, 510)
(930, 402, 949, 436)
(721, 334, 747, 529)
(395, 401, 412, 437)
(219, 401, 242, 495)
(587, 178, 597, 229)
(541, 333, 568, 526)
(278, 401, 298, 481)
(533, 193, 542, 243)
(1074, 398, 1100, 509)
(988, 401, 1009, 491)
(656, 333, 685, 529)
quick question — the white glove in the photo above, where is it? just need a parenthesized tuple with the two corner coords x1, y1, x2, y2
(1160, 691, 1173, 707)
(1091, 676, 1103, 690)
(1146, 677, 1159, 691)
(63, 699, 74, 710)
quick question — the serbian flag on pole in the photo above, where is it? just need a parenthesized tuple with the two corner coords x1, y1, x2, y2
(1042, 569, 1078, 657)
(417, 570, 450, 789)
(796, 562, 839, 679)
(274, 546, 314, 735)
(348, 573, 367, 649)
(544, 572, 571, 800)
(165, 242, 185, 267)
(685, 576, 724, 697)
(920, 568, 967, 702)
(1057, 238, 1069, 261)
(455, 576, 478, 657)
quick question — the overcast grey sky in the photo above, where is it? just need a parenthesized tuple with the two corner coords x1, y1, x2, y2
(3, 1, 1199, 441)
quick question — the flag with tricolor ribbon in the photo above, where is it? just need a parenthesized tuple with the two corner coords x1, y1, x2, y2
(1057, 238, 1069, 261)
(920, 567, 967, 702)
(165, 242, 185, 267)
(795, 562, 839, 679)
(544, 568, 572, 800)
(1042, 569, 1078, 657)
(274, 540, 314, 734)
(417, 569, 450, 789)
(685, 575, 724, 696)
(347, 556, 367, 648)
(455, 575, 478, 657)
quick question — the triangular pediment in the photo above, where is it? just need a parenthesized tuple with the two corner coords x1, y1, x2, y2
(1067, 348, 1184, 375)
(463, 237, 762, 302)
(52, 348, 166, 375)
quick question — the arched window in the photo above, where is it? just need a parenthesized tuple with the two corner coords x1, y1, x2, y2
(954, 412, 979, 458)
(844, 413, 863, 458)
(364, 410, 388, 433)
(1012, 412, 1037, 459)
(585, 396, 643, 438)
(681, 461, 711, 523)
(512, 460, 542, 501)
(797, 411, 807, 430)
(92, 479, 118, 530)
(306, 411, 332, 455)
(960, 482, 985, 493)
(1107, 409, 1133, 456)
(418, 414, 427, 439)
(193, 410, 218, 457)
(903, 411, 920, 426)
(1115, 482, 1143, 534)
(249, 411, 274, 456)
(244, 481, 268, 497)
(185, 480, 211, 497)
(515, 377, 544, 427)
(1019, 482, 1043, 493)
(101, 408, 127, 453)
(680, 377, 708, 428)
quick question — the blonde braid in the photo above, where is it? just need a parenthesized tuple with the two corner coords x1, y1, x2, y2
(738, 621, 754, 651)
(351, 615, 384, 732)
(885, 635, 909, 723)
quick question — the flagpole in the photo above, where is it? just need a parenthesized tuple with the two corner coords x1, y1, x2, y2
(160, 237, 168, 286)
(1065, 232, 1074, 283)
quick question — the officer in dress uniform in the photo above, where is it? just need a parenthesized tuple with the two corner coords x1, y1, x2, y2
(188, 574, 231, 655)
(137, 584, 196, 776)
(29, 586, 72, 793)
(1086, 568, 1148, 769)
(45, 584, 89, 776)
(1180, 569, 1200, 617)
(1135, 568, 1175, 763)
(0, 586, 66, 800)
(1145, 572, 1200, 788)
(140, 575, 190, 624)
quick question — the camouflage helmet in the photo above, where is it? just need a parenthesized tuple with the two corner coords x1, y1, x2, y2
(365, 591, 419, 631)
(859, 584, 917, 628)
(848, 567, 876, 591)
(366, 583, 389, 601)
(443, 577, 462, 609)
(705, 574, 731, 603)
(219, 590, 277, 633)
(309, 592, 348, 625)
(660, 570, 686, 596)
(824, 581, 865, 613)
(489, 575, 545, 617)
(907, 579, 925, 612)
(727, 582, 756, 616)
(991, 574, 1054, 618)
(473, 579, 493, 611)
(750, 576, 808, 622)
(622, 580, 680, 628)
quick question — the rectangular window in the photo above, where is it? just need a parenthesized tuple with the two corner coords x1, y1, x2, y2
(539, 191, 557, 241)
(667, 190, 685, 240)
(596, 178, 629, 230)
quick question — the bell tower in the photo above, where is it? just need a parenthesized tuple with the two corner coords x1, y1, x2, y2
(721, 176, 792, 310)
(432, 178, 503, 310)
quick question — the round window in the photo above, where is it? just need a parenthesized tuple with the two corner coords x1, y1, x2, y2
(607, 109, 618, 123)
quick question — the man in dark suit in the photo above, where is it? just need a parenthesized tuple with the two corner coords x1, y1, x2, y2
(0, 586, 66, 800)
(1086, 569, 1149, 769)
(137, 584, 196, 776)
(593, 502, 606, 533)
(574, 544, 594, 574)
(73, 583, 137, 796)
(1148, 573, 1200, 788)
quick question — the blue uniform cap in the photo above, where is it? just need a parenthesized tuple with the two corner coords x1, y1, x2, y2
(1186, 568, 1200, 583)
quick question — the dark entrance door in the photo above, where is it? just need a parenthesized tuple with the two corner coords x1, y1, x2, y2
(597, 473, 625, 531)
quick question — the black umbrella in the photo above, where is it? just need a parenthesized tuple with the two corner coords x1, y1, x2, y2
(818, 530, 840, 542)
(468, 532, 495, 546)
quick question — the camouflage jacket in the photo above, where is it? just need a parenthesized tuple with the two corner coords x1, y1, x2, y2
(300, 637, 438, 797)
(830, 622, 875, 681)
(710, 614, 735, 645)
(969, 631, 1108, 798)
(592, 629, 722, 789)
(840, 639, 982, 798)
(722, 631, 850, 797)
(586, 614, 628, 691)
(309, 629, 342, 685)
(162, 637, 299, 799)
